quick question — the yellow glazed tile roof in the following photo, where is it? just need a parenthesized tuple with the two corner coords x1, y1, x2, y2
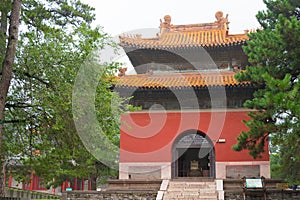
(119, 11, 249, 49)
(115, 71, 250, 89)
(119, 31, 248, 49)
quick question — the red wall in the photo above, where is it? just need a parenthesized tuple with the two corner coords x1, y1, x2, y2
(120, 110, 269, 162)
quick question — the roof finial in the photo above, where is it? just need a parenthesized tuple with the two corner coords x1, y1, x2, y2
(160, 15, 172, 33)
(118, 67, 127, 77)
(215, 11, 229, 30)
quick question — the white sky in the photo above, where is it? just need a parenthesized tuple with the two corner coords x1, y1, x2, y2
(83, 0, 266, 36)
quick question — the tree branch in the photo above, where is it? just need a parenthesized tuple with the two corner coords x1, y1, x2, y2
(23, 72, 51, 88)
(6, 102, 33, 108)
(3, 119, 26, 123)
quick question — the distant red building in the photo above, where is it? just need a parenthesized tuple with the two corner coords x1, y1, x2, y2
(115, 11, 270, 180)
(7, 171, 92, 193)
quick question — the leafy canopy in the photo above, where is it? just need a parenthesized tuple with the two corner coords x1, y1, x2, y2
(1, 0, 130, 187)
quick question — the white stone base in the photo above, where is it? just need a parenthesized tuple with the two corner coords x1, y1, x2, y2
(119, 161, 270, 180)
(119, 162, 172, 179)
(215, 161, 270, 179)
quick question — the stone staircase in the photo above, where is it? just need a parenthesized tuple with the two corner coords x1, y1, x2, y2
(160, 179, 218, 200)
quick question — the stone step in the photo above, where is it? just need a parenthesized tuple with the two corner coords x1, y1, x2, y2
(167, 188, 216, 192)
(163, 180, 218, 200)
(164, 194, 218, 198)
(169, 181, 214, 185)
(168, 184, 216, 190)
(168, 184, 216, 189)
(168, 183, 216, 187)
(165, 191, 218, 195)
(164, 196, 217, 200)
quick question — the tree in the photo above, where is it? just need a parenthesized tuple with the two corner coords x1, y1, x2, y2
(1, 0, 128, 190)
(0, 0, 22, 195)
(233, 0, 300, 184)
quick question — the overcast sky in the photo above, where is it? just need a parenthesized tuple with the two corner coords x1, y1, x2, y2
(83, 0, 266, 36)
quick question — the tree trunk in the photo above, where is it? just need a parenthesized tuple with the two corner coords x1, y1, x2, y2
(90, 174, 97, 190)
(0, 0, 8, 61)
(0, 0, 22, 196)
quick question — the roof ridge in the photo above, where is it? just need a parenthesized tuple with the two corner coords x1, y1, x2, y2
(119, 70, 236, 78)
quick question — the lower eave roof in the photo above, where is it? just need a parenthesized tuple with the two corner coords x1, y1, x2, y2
(114, 71, 251, 90)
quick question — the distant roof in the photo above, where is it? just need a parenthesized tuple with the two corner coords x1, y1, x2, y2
(119, 11, 249, 49)
(115, 71, 250, 89)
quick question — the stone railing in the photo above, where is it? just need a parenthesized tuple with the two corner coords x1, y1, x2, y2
(4, 187, 59, 200)
(225, 189, 300, 200)
(107, 179, 161, 190)
(61, 190, 157, 200)
(223, 179, 300, 200)
(61, 179, 161, 200)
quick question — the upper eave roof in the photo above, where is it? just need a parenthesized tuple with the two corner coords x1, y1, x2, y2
(119, 31, 248, 49)
(119, 11, 249, 50)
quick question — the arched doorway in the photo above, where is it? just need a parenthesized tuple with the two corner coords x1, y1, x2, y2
(172, 130, 215, 178)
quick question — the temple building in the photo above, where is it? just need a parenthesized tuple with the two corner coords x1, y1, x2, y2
(115, 11, 270, 180)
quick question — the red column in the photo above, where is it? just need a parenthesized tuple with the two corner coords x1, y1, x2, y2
(29, 171, 34, 191)
(81, 178, 84, 191)
(88, 180, 91, 191)
(51, 178, 55, 194)
(73, 178, 77, 190)
(62, 181, 67, 191)
(8, 172, 13, 187)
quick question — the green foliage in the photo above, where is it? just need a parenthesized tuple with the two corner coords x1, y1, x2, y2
(270, 153, 284, 179)
(233, 0, 300, 184)
(2, 0, 130, 188)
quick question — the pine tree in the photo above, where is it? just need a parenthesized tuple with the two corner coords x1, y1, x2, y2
(233, 0, 300, 184)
